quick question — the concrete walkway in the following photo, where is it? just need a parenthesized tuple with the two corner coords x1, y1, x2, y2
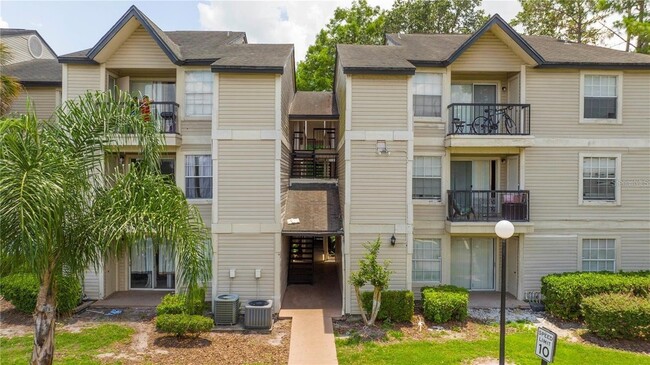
(469, 291, 530, 309)
(280, 260, 342, 365)
(91, 290, 170, 308)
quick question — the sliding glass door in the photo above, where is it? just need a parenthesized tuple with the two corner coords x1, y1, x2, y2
(130, 239, 175, 290)
(451, 238, 495, 290)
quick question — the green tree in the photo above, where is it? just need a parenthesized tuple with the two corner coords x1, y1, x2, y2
(385, 0, 488, 34)
(512, 0, 609, 44)
(349, 237, 392, 326)
(599, 0, 650, 53)
(0, 90, 210, 365)
(296, 0, 386, 91)
(0, 43, 23, 116)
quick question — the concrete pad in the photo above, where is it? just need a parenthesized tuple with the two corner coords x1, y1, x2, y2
(91, 290, 171, 308)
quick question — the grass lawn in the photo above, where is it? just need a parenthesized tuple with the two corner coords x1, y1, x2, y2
(337, 325, 650, 365)
(0, 324, 134, 365)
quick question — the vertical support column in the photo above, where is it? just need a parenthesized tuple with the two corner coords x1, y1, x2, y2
(343, 75, 352, 314)
(211, 72, 220, 307)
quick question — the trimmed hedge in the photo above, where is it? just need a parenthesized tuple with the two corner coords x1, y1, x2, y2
(156, 289, 206, 316)
(421, 285, 468, 323)
(361, 290, 414, 322)
(582, 293, 650, 340)
(0, 273, 81, 314)
(156, 314, 214, 337)
(541, 271, 650, 320)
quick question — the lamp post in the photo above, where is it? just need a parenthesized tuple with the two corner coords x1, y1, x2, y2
(495, 219, 515, 365)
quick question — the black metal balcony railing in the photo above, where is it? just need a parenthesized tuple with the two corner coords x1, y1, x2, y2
(291, 151, 337, 178)
(148, 102, 179, 133)
(447, 103, 530, 136)
(447, 190, 530, 222)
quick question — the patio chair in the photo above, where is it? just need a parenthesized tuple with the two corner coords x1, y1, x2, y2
(452, 198, 475, 220)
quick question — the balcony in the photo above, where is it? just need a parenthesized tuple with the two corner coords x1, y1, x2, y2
(446, 190, 534, 234)
(445, 103, 534, 149)
(111, 102, 181, 147)
(291, 151, 337, 179)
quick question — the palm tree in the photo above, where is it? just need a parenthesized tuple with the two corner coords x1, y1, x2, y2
(0, 42, 23, 115)
(0, 90, 211, 365)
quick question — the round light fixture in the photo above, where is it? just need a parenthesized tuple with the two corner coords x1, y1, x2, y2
(494, 220, 515, 239)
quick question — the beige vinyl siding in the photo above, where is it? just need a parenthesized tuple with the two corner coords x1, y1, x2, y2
(351, 75, 408, 131)
(348, 233, 407, 313)
(218, 74, 275, 130)
(451, 31, 524, 72)
(526, 147, 650, 222)
(619, 232, 650, 271)
(117, 251, 128, 291)
(103, 254, 118, 298)
(217, 141, 275, 223)
(281, 143, 290, 217)
(191, 202, 212, 228)
(527, 70, 650, 138)
(105, 26, 175, 69)
(182, 120, 211, 139)
(413, 205, 446, 233)
(2, 35, 56, 64)
(9, 86, 58, 120)
(522, 235, 578, 295)
(66, 64, 101, 101)
(414, 123, 445, 139)
(350, 140, 407, 224)
(338, 143, 346, 220)
(281, 59, 294, 142)
(215, 234, 275, 302)
(83, 269, 101, 300)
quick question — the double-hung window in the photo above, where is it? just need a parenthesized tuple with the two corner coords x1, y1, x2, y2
(582, 74, 620, 122)
(185, 71, 213, 117)
(412, 239, 441, 282)
(185, 155, 212, 199)
(413, 156, 442, 200)
(580, 155, 620, 204)
(582, 238, 616, 272)
(413, 73, 442, 118)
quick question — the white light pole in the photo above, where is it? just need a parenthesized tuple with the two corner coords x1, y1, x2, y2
(495, 219, 515, 365)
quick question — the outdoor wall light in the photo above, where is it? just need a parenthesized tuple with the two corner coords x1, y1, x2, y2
(390, 234, 396, 246)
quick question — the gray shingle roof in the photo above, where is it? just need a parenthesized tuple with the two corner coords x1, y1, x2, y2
(337, 44, 416, 74)
(0, 28, 36, 37)
(166, 31, 246, 60)
(1, 59, 62, 85)
(210, 44, 293, 73)
(283, 184, 342, 234)
(340, 14, 650, 73)
(289, 91, 338, 119)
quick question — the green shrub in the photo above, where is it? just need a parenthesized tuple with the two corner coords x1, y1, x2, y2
(156, 288, 206, 316)
(155, 314, 213, 337)
(421, 285, 469, 323)
(0, 273, 81, 314)
(541, 271, 650, 321)
(361, 290, 414, 322)
(582, 293, 650, 340)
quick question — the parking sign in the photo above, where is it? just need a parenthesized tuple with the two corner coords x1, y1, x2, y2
(535, 327, 557, 363)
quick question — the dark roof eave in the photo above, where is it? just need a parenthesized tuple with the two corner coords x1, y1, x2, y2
(536, 62, 650, 70)
(58, 57, 98, 65)
(211, 65, 284, 74)
(289, 114, 340, 120)
(408, 60, 449, 67)
(181, 59, 218, 66)
(343, 66, 415, 75)
(20, 81, 62, 87)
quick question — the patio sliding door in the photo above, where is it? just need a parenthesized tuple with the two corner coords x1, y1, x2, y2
(450, 238, 495, 290)
(130, 239, 175, 290)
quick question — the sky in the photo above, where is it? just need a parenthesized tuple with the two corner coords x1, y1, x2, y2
(0, 1, 621, 62)
(0, 0, 524, 61)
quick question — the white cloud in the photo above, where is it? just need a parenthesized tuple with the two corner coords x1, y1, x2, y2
(0, 16, 9, 28)
(197, 0, 392, 62)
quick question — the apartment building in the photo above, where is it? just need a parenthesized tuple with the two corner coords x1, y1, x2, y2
(59, 7, 649, 314)
(0, 28, 61, 119)
(335, 15, 650, 312)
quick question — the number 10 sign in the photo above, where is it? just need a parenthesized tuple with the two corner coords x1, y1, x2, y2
(535, 327, 557, 364)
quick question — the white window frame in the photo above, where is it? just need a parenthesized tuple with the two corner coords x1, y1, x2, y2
(412, 238, 442, 283)
(184, 70, 213, 118)
(413, 155, 443, 202)
(578, 153, 621, 206)
(184, 154, 213, 200)
(413, 71, 444, 122)
(579, 71, 623, 124)
(578, 236, 620, 272)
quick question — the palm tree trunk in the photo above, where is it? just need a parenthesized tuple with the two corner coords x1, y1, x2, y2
(31, 269, 56, 365)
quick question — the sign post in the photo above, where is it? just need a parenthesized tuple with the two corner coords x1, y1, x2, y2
(535, 327, 557, 364)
